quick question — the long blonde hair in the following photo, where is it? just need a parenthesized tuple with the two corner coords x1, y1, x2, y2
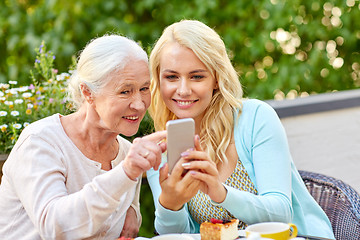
(149, 20, 243, 164)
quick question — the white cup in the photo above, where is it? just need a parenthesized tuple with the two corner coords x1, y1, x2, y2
(245, 222, 298, 240)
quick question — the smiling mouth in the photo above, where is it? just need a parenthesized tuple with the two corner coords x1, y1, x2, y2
(123, 116, 139, 121)
(174, 100, 198, 106)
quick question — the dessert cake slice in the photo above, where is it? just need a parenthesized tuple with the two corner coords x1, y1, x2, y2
(200, 218, 239, 240)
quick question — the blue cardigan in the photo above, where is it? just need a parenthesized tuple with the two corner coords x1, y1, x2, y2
(147, 99, 335, 239)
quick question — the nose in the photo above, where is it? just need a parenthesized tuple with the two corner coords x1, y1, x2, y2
(130, 92, 146, 111)
(176, 78, 192, 96)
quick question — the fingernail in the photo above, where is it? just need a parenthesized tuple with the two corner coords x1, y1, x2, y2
(181, 151, 189, 157)
(182, 162, 191, 168)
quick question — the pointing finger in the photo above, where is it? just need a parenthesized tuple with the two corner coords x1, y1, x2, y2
(142, 130, 167, 143)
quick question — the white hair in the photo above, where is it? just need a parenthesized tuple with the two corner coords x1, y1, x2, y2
(67, 34, 148, 110)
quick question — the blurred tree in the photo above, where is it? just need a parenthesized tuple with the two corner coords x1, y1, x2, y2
(1, 0, 359, 100)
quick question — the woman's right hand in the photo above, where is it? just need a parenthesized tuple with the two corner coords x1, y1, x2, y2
(158, 158, 201, 211)
(122, 130, 167, 180)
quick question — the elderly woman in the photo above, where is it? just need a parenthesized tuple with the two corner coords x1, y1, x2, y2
(0, 35, 166, 239)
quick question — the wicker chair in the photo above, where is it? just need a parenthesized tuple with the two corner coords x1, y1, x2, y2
(299, 170, 360, 240)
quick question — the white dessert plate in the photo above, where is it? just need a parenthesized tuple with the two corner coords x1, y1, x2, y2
(151, 234, 199, 239)
(135, 230, 247, 240)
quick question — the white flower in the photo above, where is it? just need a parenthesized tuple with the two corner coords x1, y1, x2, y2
(27, 103, 34, 109)
(4, 101, 13, 106)
(18, 86, 29, 92)
(0, 124, 8, 129)
(56, 72, 70, 81)
(11, 111, 19, 116)
(0, 97, 5, 101)
(23, 122, 30, 127)
(15, 99, 24, 104)
(22, 92, 32, 98)
(9, 80, 18, 85)
(0, 91, 4, 97)
(13, 123, 22, 129)
(0, 83, 10, 89)
(5, 89, 19, 95)
(0, 111, 7, 116)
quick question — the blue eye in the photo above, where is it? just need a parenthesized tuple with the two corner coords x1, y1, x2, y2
(120, 90, 130, 95)
(140, 87, 149, 92)
(192, 75, 204, 80)
(166, 75, 177, 80)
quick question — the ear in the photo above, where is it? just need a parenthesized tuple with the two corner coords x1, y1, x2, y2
(80, 83, 94, 104)
(214, 81, 219, 90)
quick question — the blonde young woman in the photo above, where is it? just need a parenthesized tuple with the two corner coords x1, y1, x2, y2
(146, 20, 334, 239)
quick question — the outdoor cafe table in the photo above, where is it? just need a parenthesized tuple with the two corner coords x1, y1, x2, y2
(133, 231, 334, 240)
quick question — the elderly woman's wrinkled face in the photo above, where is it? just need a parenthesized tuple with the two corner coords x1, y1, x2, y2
(92, 59, 151, 136)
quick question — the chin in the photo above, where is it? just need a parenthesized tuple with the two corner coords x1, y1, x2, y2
(120, 130, 138, 137)
(118, 122, 141, 137)
(174, 113, 194, 119)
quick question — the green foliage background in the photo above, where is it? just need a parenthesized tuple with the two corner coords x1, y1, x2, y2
(1, 0, 360, 237)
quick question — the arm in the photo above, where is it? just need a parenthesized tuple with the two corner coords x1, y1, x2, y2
(120, 178, 142, 238)
(120, 206, 139, 238)
(147, 162, 199, 234)
(222, 101, 293, 223)
(181, 101, 293, 224)
(11, 135, 138, 239)
(131, 177, 142, 227)
(11, 130, 166, 239)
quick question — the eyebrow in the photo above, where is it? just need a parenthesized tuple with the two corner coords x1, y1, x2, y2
(162, 69, 209, 74)
(118, 80, 150, 88)
(142, 80, 151, 86)
(118, 83, 134, 88)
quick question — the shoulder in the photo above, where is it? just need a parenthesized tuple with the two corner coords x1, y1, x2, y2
(237, 99, 278, 124)
(6, 114, 66, 172)
(20, 114, 61, 137)
(12, 114, 66, 153)
(234, 98, 284, 141)
(242, 99, 275, 114)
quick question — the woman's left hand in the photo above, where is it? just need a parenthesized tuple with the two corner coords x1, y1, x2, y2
(119, 206, 139, 238)
(181, 135, 227, 203)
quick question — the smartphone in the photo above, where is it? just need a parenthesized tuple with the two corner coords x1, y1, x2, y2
(166, 118, 195, 173)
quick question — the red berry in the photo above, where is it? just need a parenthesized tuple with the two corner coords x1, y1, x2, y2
(210, 218, 223, 224)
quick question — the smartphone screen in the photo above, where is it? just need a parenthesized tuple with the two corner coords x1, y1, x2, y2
(166, 118, 195, 173)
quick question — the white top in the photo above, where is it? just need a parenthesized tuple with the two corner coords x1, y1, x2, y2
(0, 114, 141, 240)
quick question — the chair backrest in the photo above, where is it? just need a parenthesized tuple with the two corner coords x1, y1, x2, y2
(299, 170, 360, 240)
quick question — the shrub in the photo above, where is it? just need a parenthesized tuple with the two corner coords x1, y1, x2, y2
(0, 42, 71, 153)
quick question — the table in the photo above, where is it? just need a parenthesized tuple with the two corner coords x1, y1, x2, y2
(135, 233, 333, 240)
(296, 234, 333, 240)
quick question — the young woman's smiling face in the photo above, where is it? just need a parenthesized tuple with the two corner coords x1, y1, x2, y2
(159, 42, 217, 126)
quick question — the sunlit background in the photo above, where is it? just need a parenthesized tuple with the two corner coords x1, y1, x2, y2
(1, 0, 359, 101)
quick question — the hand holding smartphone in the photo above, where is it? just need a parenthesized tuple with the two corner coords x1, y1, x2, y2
(166, 118, 195, 173)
